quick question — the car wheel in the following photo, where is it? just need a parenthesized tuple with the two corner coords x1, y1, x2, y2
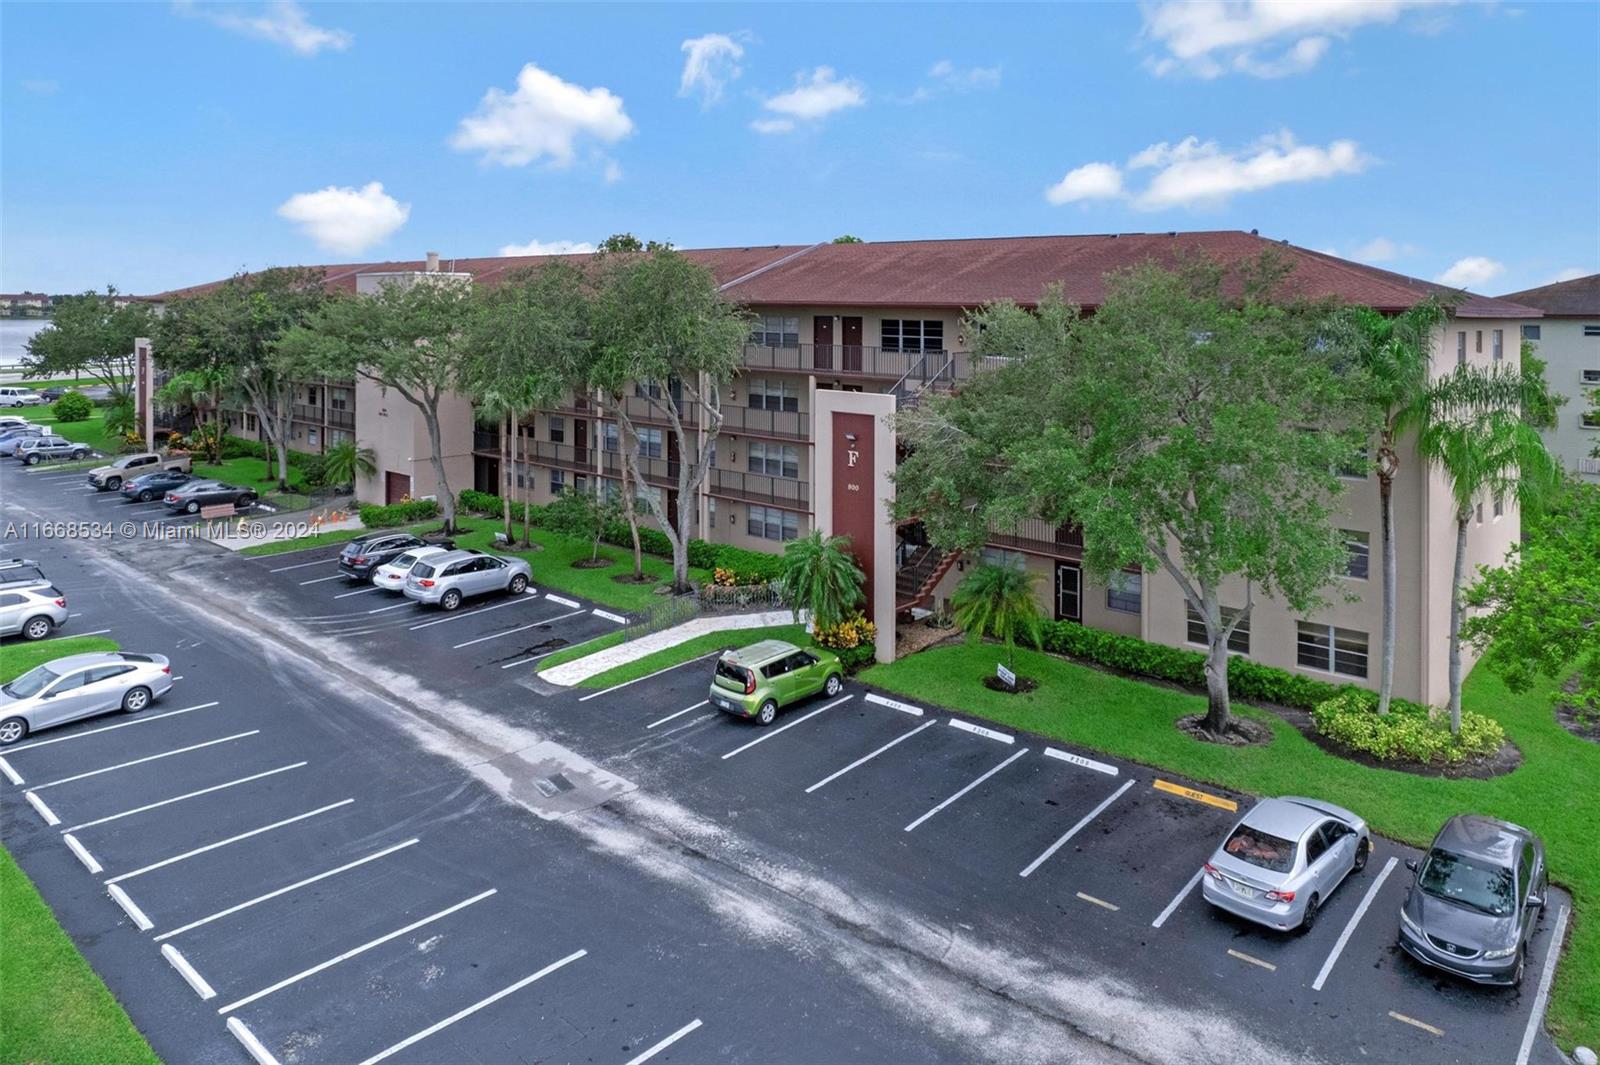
(1297, 893, 1321, 935)
(440, 589, 462, 612)
(1511, 949, 1526, 988)
(0, 717, 26, 745)
(186, 500, 200, 514)
(106, 476, 122, 490)
(1353, 837, 1371, 873)
(824, 673, 843, 697)
(756, 699, 779, 726)
(26, 454, 39, 465)
(73, 449, 88, 460)
(508, 574, 528, 595)
(121, 686, 152, 713)
(21, 616, 53, 641)
(240, 493, 256, 507)
(139, 490, 154, 502)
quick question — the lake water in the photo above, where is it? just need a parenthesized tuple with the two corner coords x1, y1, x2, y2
(0, 319, 51, 367)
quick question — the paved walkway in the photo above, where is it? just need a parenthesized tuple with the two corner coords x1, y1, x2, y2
(540, 609, 802, 686)
(213, 502, 361, 552)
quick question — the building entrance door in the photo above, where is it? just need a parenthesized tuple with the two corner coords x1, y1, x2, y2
(385, 471, 411, 504)
(841, 317, 863, 373)
(1055, 562, 1082, 623)
(573, 418, 589, 465)
(813, 317, 834, 370)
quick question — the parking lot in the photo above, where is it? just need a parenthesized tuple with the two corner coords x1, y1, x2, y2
(0, 457, 1576, 1065)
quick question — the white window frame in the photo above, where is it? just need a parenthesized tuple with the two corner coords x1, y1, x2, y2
(1185, 603, 1250, 654)
(1106, 569, 1142, 613)
(1341, 529, 1370, 580)
(1296, 621, 1369, 678)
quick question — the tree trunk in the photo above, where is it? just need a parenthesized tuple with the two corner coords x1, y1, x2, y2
(500, 413, 513, 543)
(519, 413, 532, 548)
(618, 437, 644, 580)
(1447, 511, 1470, 734)
(1200, 590, 1232, 735)
(1378, 471, 1397, 715)
(422, 407, 456, 533)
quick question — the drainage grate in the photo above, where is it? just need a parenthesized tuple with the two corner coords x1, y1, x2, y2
(533, 773, 576, 798)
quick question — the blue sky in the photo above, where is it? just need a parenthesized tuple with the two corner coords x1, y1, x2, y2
(3, 1, 1596, 296)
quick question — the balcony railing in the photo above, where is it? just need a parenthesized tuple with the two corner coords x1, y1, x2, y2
(601, 449, 681, 488)
(473, 428, 500, 453)
(986, 518, 1085, 560)
(327, 408, 354, 429)
(709, 468, 810, 510)
(291, 403, 325, 424)
(621, 393, 696, 427)
(719, 404, 810, 440)
(744, 343, 964, 382)
(527, 439, 596, 473)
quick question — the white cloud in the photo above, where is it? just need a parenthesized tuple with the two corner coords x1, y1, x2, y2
(1141, 0, 1452, 79)
(1352, 237, 1401, 262)
(173, 1, 352, 57)
(749, 118, 796, 135)
(21, 79, 60, 94)
(1045, 162, 1125, 205)
(927, 59, 1002, 91)
(276, 182, 409, 254)
(1547, 266, 1592, 284)
(498, 239, 597, 257)
(1047, 131, 1369, 211)
(679, 33, 744, 106)
(451, 62, 634, 168)
(1435, 256, 1505, 289)
(759, 67, 865, 125)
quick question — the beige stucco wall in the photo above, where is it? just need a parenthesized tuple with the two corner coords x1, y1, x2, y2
(354, 376, 474, 505)
(1524, 318, 1600, 480)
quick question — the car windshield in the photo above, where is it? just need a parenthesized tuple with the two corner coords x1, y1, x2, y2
(3, 664, 60, 699)
(1417, 848, 1515, 917)
(392, 553, 418, 568)
(1223, 825, 1298, 873)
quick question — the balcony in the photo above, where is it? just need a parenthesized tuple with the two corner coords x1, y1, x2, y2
(622, 393, 697, 427)
(708, 468, 810, 510)
(743, 343, 963, 382)
(719, 404, 810, 440)
(527, 439, 596, 474)
(327, 407, 354, 429)
(600, 449, 681, 488)
(291, 403, 325, 424)
(986, 518, 1084, 560)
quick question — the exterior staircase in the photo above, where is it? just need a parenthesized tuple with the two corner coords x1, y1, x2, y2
(895, 544, 962, 613)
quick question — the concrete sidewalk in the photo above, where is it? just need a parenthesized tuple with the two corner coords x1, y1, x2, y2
(540, 609, 803, 686)
(212, 502, 361, 552)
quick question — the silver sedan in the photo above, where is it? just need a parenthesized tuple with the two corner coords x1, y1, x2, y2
(1201, 796, 1371, 933)
(0, 652, 174, 745)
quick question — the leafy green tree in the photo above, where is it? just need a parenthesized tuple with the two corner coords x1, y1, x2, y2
(322, 438, 376, 489)
(102, 397, 138, 441)
(597, 233, 673, 254)
(779, 530, 865, 631)
(587, 249, 751, 591)
(1419, 367, 1563, 732)
(951, 563, 1045, 677)
(50, 392, 94, 423)
(1519, 342, 1565, 431)
(896, 256, 1372, 736)
(153, 367, 233, 460)
(24, 287, 153, 401)
(1464, 482, 1600, 716)
(545, 487, 623, 564)
(831, 235, 864, 244)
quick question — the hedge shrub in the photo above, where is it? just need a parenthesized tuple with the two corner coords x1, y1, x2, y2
(1311, 689, 1506, 765)
(51, 391, 94, 423)
(834, 641, 877, 673)
(357, 498, 440, 528)
(712, 545, 786, 585)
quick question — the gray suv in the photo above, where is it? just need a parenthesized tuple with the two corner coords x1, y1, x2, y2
(403, 549, 532, 611)
(1398, 814, 1548, 986)
(16, 435, 91, 464)
(0, 585, 68, 640)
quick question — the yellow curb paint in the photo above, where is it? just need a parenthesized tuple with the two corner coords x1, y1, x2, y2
(1075, 892, 1120, 912)
(1153, 779, 1238, 812)
(1226, 948, 1277, 972)
(1387, 1011, 1443, 1036)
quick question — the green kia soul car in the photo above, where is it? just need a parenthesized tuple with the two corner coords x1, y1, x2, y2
(709, 640, 845, 725)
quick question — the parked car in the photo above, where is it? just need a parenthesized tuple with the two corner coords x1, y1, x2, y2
(0, 427, 44, 453)
(38, 387, 69, 402)
(0, 558, 51, 592)
(1398, 815, 1547, 986)
(0, 416, 33, 432)
(162, 480, 257, 514)
(402, 549, 531, 611)
(15, 435, 91, 465)
(88, 451, 193, 491)
(120, 469, 194, 503)
(0, 386, 45, 408)
(708, 640, 845, 726)
(0, 652, 174, 745)
(338, 532, 450, 580)
(1201, 797, 1371, 933)
(0, 585, 68, 641)
(370, 544, 454, 592)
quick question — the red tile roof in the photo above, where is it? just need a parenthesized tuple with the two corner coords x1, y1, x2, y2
(1497, 273, 1600, 317)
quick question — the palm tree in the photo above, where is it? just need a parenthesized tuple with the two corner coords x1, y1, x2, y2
(1419, 367, 1561, 732)
(779, 530, 865, 631)
(322, 438, 375, 489)
(155, 367, 230, 461)
(951, 562, 1046, 676)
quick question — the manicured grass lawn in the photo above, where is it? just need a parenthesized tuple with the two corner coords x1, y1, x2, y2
(563, 623, 809, 689)
(192, 457, 306, 492)
(0, 635, 158, 1065)
(862, 641, 1598, 1052)
(22, 407, 121, 457)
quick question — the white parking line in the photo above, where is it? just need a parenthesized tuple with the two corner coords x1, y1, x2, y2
(62, 762, 308, 833)
(269, 557, 337, 572)
(1151, 869, 1204, 928)
(625, 1018, 704, 1065)
(332, 586, 381, 599)
(108, 884, 153, 931)
(544, 594, 579, 608)
(25, 791, 59, 825)
(904, 747, 1031, 833)
(646, 700, 710, 729)
(226, 1018, 281, 1065)
(155, 838, 419, 942)
(407, 592, 540, 630)
(106, 799, 354, 885)
(299, 574, 345, 586)
(592, 608, 627, 624)
(721, 696, 853, 760)
(1019, 779, 1136, 878)
(63, 833, 102, 873)
(499, 650, 556, 669)
(215, 888, 497, 1014)
(0, 700, 221, 754)
(365, 601, 414, 615)
(863, 692, 924, 716)
(1311, 856, 1398, 990)
(806, 720, 937, 794)
(0, 756, 21, 785)
(452, 608, 585, 649)
(1043, 747, 1119, 777)
(37, 627, 111, 642)
(577, 651, 723, 702)
(28, 731, 257, 791)
(1516, 904, 1570, 1065)
(948, 718, 1014, 744)
(161, 944, 216, 1000)
(356, 949, 587, 1065)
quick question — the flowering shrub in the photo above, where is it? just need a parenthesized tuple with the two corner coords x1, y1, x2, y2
(1311, 689, 1506, 765)
(814, 612, 877, 650)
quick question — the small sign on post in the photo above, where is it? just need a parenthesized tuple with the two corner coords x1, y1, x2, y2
(996, 662, 1017, 690)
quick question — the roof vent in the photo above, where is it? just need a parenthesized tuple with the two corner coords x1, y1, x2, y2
(1167, 231, 1177, 238)
(1250, 228, 1259, 236)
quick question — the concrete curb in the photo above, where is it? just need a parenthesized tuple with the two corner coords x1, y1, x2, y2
(540, 609, 801, 686)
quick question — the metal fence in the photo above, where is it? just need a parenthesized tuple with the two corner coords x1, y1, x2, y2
(696, 580, 788, 613)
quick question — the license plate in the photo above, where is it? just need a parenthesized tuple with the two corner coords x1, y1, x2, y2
(1229, 880, 1256, 898)
(714, 696, 733, 709)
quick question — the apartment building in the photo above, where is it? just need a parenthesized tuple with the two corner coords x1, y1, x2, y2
(1499, 273, 1600, 480)
(145, 231, 1540, 701)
